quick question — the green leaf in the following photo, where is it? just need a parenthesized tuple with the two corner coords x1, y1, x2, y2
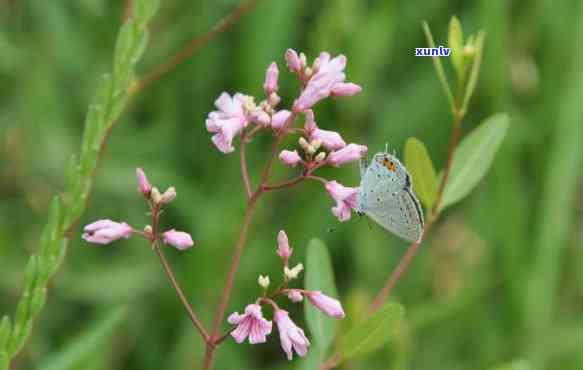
(0, 316, 11, 349)
(461, 30, 486, 113)
(337, 303, 405, 362)
(304, 239, 338, 357)
(440, 113, 509, 210)
(404, 137, 438, 209)
(448, 16, 464, 76)
(35, 307, 127, 370)
(422, 21, 455, 114)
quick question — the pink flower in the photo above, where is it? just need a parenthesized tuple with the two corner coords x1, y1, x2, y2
(263, 62, 279, 94)
(276, 230, 293, 262)
(306, 291, 345, 319)
(271, 109, 292, 129)
(249, 110, 271, 126)
(82, 220, 133, 245)
(327, 143, 368, 167)
(162, 229, 194, 250)
(303, 110, 317, 134)
(285, 49, 303, 72)
(161, 187, 176, 204)
(331, 82, 362, 97)
(311, 128, 346, 151)
(293, 52, 361, 111)
(279, 150, 302, 167)
(228, 304, 273, 344)
(287, 289, 303, 303)
(206, 92, 250, 153)
(325, 181, 358, 221)
(136, 168, 151, 195)
(274, 309, 310, 360)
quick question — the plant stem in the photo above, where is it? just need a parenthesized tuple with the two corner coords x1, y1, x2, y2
(153, 242, 210, 342)
(151, 205, 209, 343)
(203, 194, 261, 370)
(135, 0, 260, 92)
(240, 132, 253, 199)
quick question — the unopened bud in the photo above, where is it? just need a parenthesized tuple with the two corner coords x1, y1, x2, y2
(299, 137, 309, 150)
(315, 152, 326, 162)
(284, 263, 304, 280)
(258, 275, 270, 289)
(151, 187, 162, 204)
(161, 187, 176, 204)
(463, 45, 476, 58)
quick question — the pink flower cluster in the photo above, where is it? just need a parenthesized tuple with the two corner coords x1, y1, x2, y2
(82, 168, 194, 251)
(204, 49, 366, 221)
(227, 230, 345, 360)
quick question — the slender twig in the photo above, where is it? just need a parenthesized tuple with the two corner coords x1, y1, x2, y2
(123, 0, 132, 21)
(240, 133, 253, 199)
(153, 242, 210, 342)
(203, 196, 261, 369)
(151, 205, 209, 342)
(135, 0, 260, 93)
(262, 175, 306, 191)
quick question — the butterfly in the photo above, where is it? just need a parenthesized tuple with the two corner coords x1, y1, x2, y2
(356, 150, 424, 242)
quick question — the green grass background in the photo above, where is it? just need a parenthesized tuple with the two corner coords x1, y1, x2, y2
(1, 0, 583, 369)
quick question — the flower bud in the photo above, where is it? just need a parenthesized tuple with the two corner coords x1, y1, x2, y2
(315, 152, 326, 162)
(162, 229, 194, 251)
(263, 62, 279, 95)
(161, 187, 177, 204)
(279, 150, 302, 167)
(151, 187, 162, 204)
(258, 275, 271, 289)
(284, 263, 304, 280)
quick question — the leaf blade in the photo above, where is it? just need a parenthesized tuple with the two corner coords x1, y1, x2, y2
(337, 303, 405, 362)
(404, 137, 438, 209)
(304, 239, 338, 357)
(440, 113, 510, 210)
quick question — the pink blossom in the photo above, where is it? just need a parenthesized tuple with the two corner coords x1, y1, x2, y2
(135, 168, 151, 195)
(306, 291, 345, 319)
(249, 110, 271, 126)
(271, 109, 292, 129)
(279, 150, 302, 167)
(327, 143, 368, 167)
(277, 230, 293, 262)
(263, 62, 279, 94)
(285, 49, 303, 72)
(228, 304, 273, 344)
(303, 110, 317, 134)
(161, 187, 176, 204)
(162, 229, 194, 250)
(287, 289, 303, 303)
(205, 92, 250, 153)
(274, 309, 310, 360)
(331, 82, 362, 97)
(325, 181, 358, 221)
(293, 52, 361, 111)
(311, 128, 346, 151)
(82, 220, 133, 245)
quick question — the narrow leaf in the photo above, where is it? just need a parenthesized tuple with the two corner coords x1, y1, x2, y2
(448, 16, 464, 76)
(404, 138, 438, 209)
(304, 239, 338, 357)
(440, 113, 509, 210)
(35, 307, 127, 370)
(337, 303, 405, 362)
(461, 30, 486, 113)
(422, 21, 455, 113)
(0, 316, 11, 349)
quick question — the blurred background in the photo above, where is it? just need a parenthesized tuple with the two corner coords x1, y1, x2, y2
(1, 0, 583, 369)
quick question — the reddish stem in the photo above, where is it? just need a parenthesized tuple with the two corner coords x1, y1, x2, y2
(240, 132, 253, 199)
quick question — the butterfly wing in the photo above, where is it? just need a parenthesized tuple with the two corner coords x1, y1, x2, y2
(358, 153, 424, 242)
